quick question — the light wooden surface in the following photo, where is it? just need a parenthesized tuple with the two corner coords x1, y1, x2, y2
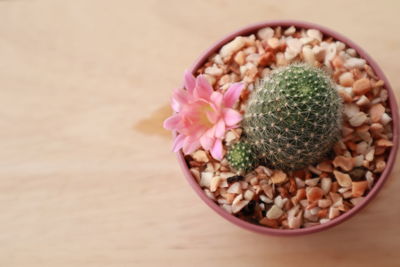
(0, 0, 399, 266)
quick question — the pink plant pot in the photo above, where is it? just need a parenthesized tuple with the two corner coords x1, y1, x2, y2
(175, 20, 399, 236)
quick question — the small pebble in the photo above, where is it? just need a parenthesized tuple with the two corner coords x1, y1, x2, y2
(307, 187, 324, 202)
(344, 57, 366, 69)
(353, 78, 371, 95)
(302, 46, 315, 65)
(352, 181, 368, 197)
(232, 200, 250, 214)
(376, 139, 393, 147)
(259, 217, 278, 228)
(339, 72, 354, 87)
(257, 27, 274, 41)
(200, 172, 213, 187)
(227, 182, 242, 194)
(244, 189, 255, 201)
(333, 170, 352, 188)
(205, 65, 223, 76)
(381, 113, 392, 125)
(288, 206, 302, 229)
(349, 112, 368, 127)
(220, 36, 246, 60)
(192, 150, 209, 163)
(356, 95, 370, 106)
(306, 29, 322, 41)
(369, 103, 385, 123)
(284, 26, 296, 36)
(333, 156, 355, 171)
(317, 161, 333, 173)
(312, 46, 325, 61)
(271, 170, 288, 184)
(344, 104, 360, 119)
(328, 207, 341, 219)
(356, 141, 369, 154)
(375, 160, 386, 173)
(321, 177, 332, 194)
(266, 205, 283, 219)
(349, 167, 367, 181)
(318, 199, 332, 208)
(227, 175, 244, 184)
(267, 37, 280, 49)
(305, 178, 320, 187)
(210, 176, 222, 192)
(234, 51, 246, 65)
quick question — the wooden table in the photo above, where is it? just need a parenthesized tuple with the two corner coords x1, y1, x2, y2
(0, 0, 399, 266)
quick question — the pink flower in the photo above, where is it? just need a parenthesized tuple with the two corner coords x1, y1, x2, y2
(163, 71, 244, 160)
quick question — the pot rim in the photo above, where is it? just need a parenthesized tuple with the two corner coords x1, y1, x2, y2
(175, 20, 399, 236)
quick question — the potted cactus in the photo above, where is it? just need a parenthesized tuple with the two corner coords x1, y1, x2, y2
(164, 21, 399, 235)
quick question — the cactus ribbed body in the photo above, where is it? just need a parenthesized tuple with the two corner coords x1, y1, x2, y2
(227, 141, 256, 172)
(243, 64, 342, 170)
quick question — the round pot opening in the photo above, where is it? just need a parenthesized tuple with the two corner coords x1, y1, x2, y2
(175, 20, 399, 236)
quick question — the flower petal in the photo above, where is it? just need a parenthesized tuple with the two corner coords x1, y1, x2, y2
(172, 134, 186, 152)
(200, 134, 214, 150)
(210, 91, 223, 107)
(215, 119, 225, 139)
(194, 75, 213, 100)
(171, 97, 180, 112)
(223, 108, 242, 126)
(163, 114, 181, 130)
(205, 126, 216, 138)
(173, 88, 189, 106)
(210, 139, 223, 160)
(223, 82, 245, 108)
(184, 70, 196, 95)
(205, 104, 220, 124)
(182, 136, 201, 154)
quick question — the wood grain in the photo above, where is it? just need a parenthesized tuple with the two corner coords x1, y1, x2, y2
(0, 0, 399, 266)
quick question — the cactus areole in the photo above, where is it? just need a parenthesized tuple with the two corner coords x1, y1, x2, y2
(243, 63, 343, 170)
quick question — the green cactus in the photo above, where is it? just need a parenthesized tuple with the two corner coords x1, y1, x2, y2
(227, 141, 257, 172)
(243, 63, 343, 170)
